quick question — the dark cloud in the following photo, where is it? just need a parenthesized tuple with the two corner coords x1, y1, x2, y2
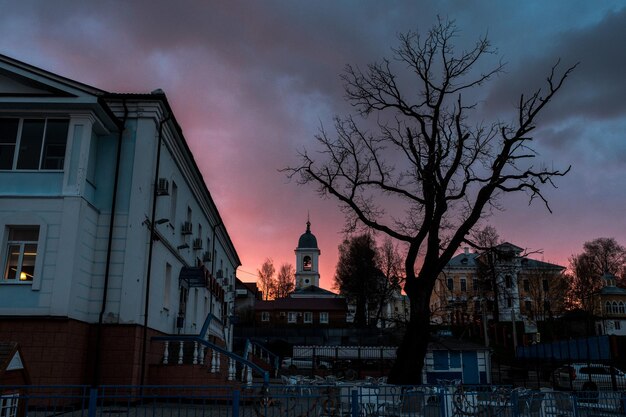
(1, 0, 625, 282)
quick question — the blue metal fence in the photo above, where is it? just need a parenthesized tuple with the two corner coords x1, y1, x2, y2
(1, 384, 625, 417)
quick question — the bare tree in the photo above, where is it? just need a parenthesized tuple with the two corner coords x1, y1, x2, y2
(284, 19, 574, 384)
(374, 237, 405, 327)
(275, 263, 296, 298)
(568, 237, 626, 311)
(257, 258, 276, 300)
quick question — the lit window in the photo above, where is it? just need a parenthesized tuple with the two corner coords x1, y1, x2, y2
(303, 256, 312, 271)
(287, 312, 297, 323)
(0, 118, 69, 170)
(261, 312, 270, 322)
(3, 226, 39, 282)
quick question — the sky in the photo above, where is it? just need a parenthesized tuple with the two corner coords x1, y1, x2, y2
(1, 1, 625, 289)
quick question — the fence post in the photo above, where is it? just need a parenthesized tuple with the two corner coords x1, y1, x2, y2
(88, 388, 98, 417)
(232, 390, 240, 417)
(351, 389, 359, 417)
(511, 390, 519, 417)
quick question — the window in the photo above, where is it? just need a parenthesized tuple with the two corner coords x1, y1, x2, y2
(303, 312, 313, 323)
(3, 226, 39, 282)
(319, 312, 329, 324)
(506, 297, 512, 308)
(542, 279, 549, 292)
(524, 300, 532, 312)
(606, 301, 612, 314)
(505, 275, 512, 288)
(0, 118, 69, 170)
(543, 300, 551, 313)
(615, 321, 621, 330)
(523, 279, 530, 292)
(619, 302, 625, 315)
(433, 351, 449, 370)
(261, 312, 270, 322)
(446, 278, 454, 291)
(303, 256, 312, 271)
(460, 278, 467, 292)
(287, 312, 297, 323)
(472, 277, 479, 292)
(0, 394, 19, 417)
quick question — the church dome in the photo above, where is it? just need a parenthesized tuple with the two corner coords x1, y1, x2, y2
(297, 221, 318, 248)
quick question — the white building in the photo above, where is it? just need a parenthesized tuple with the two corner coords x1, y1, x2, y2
(0, 54, 239, 385)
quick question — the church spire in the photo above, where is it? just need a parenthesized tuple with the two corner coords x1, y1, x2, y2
(306, 211, 311, 232)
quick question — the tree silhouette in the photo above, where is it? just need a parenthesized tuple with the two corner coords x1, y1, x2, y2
(568, 237, 626, 311)
(275, 263, 296, 298)
(285, 19, 575, 384)
(257, 258, 276, 300)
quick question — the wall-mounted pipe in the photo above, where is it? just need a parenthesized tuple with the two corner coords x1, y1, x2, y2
(93, 99, 128, 387)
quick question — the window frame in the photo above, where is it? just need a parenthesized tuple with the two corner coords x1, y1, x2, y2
(303, 311, 313, 323)
(0, 117, 70, 171)
(287, 311, 297, 323)
(261, 311, 270, 322)
(1, 221, 47, 290)
(319, 312, 329, 324)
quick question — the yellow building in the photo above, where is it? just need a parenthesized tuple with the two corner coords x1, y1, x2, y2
(431, 243, 566, 329)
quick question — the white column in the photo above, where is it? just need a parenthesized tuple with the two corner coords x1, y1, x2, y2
(193, 341, 198, 365)
(178, 341, 184, 365)
(163, 341, 169, 365)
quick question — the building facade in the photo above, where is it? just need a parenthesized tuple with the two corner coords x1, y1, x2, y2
(594, 273, 626, 336)
(432, 243, 566, 329)
(0, 55, 239, 385)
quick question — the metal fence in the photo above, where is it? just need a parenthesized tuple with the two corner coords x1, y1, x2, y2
(1, 384, 625, 417)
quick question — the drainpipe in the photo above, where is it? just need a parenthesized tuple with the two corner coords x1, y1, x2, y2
(93, 99, 128, 387)
(139, 111, 171, 386)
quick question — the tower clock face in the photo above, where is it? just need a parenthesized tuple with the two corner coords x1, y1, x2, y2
(303, 256, 312, 271)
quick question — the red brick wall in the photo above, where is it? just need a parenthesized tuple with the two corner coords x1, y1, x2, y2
(0, 317, 167, 386)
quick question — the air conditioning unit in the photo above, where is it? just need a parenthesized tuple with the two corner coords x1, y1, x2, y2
(202, 251, 212, 262)
(181, 221, 192, 234)
(192, 238, 203, 250)
(156, 178, 169, 195)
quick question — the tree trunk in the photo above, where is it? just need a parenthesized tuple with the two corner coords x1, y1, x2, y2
(388, 286, 431, 385)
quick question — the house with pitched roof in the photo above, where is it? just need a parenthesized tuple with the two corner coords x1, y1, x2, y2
(431, 243, 566, 331)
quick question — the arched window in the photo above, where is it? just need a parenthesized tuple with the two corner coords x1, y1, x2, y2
(303, 256, 312, 271)
(612, 301, 619, 314)
(619, 301, 625, 315)
(605, 301, 612, 314)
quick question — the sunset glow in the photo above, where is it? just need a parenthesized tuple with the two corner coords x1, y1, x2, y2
(2, 1, 625, 290)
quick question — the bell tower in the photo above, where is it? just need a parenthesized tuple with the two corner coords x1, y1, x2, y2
(295, 218, 321, 289)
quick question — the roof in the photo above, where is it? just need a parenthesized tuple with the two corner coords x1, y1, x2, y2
(445, 244, 564, 271)
(255, 297, 347, 311)
(428, 337, 490, 351)
(291, 285, 338, 298)
(599, 286, 626, 295)
(447, 252, 480, 268)
(297, 220, 318, 249)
